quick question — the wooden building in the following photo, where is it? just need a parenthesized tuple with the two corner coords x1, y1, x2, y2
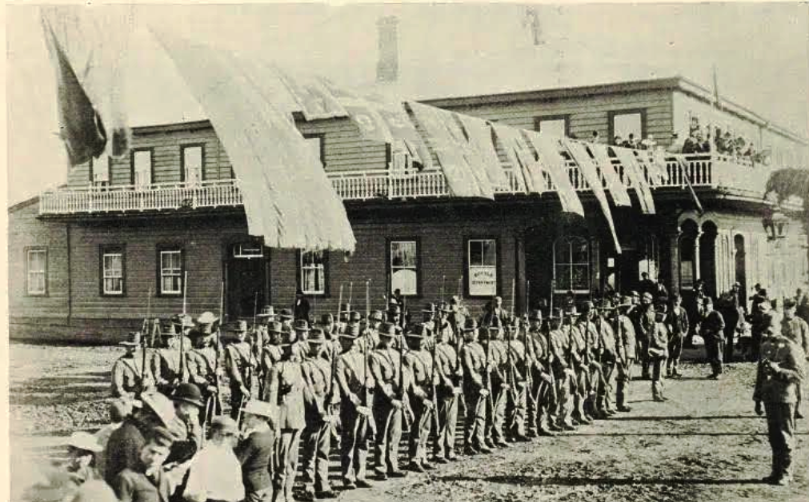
(9, 76, 808, 341)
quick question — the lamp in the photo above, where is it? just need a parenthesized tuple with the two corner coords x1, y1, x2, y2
(762, 206, 789, 241)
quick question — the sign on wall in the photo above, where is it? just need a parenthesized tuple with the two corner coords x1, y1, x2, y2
(469, 266, 497, 296)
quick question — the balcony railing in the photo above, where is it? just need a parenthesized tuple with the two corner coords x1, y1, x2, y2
(39, 154, 773, 215)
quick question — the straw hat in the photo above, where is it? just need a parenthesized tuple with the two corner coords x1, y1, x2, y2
(65, 431, 103, 453)
(197, 311, 218, 324)
(241, 400, 275, 419)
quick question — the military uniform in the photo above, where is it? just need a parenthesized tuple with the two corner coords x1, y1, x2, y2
(111, 334, 158, 400)
(595, 316, 617, 415)
(548, 317, 574, 430)
(335, 328, 373, 487)
(666, 304, 690, 377)
(577, 314, 604, 418)
(648, 310, 670, 401)
(504, 327, 528, 440)
(226, 334, 255, 421)
(486, 327, 509, 446)
(460, 322, 489, 453)
(614, 306, 637, 412)
(300, 332, 336, 498)
(369, 327, 408, 478)
(567, 322, 591, 424)
(264, 355, 306, 502)
(434, 334, 463, 460)
(754, 334, 806, 485)
(157, 333, 191, 392)
(403, 327, 437, 471)
(702, 307, 726, 377)
(633, 300, 657, 379)
(185, 340, 221, 422)
(781, 316, 809, 356)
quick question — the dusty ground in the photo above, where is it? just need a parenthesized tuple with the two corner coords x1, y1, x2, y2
(9, 341, 808, 502)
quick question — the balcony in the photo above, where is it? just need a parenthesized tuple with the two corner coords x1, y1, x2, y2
(38, 154, 775, 215)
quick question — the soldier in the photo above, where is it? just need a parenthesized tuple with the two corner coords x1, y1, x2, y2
(387, 304, 403, 328)
(402, 323, 437, 472)
(483, 317, 510, 448)
(226, 320, 254, 421)
(548, 309, 575, 431)
(781, 298, 809, 419)
(186, 313, 222, 423)
(460, 318, 491, 454)
(481, 296, 508, 327)
(754, 326, 806, 486)
(335, 323, 374, 490)
(300, 328, 337, 500)
(613, 296, 637, 412)
(433, 313, 464, 462)
(566, 307, 591, 425)
(649, 304, 670, 402)
(292, 319, 311, 362)
(278, 309, 295, 331)
(665, 294, 689, 378)
(253, 306, 277, 372)
(577, 302, 605, 419)
(421, 303, 438, 328)
(634, 292, 656, 380)
(505, 318, 530, 442)
(263, 323, 305, 502)
(701, 297, 726, 379)
(526, 310, 558, 436)
(111, 332, 155, 400)
(594, 303, 617, 417)
(156, 315, 194, 392)
(259, 322, 285, 400)
(369, 322, 409, 479)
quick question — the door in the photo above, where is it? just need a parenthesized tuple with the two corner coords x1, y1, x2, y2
(227, 243, 267, 320)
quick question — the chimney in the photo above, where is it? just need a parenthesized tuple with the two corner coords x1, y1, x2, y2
(376, 16, 398, 83)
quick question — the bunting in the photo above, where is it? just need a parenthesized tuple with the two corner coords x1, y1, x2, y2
(649, 149, 671, 184)
(562, 138, 622, 252)
(366, 94, 433, 170)
(675, 157, 705, 214)
(318, 79, 393, 144)
(409, 102, 493, 199)
(523, 131, 583, 216)
(437, 110, 500, 193)
(455, 114, 510, 188)
(153, 29, 356, 251)
(275, 69, 348, 121)
(589, 143, 632, 206)
(492, 124, 546, 193)
(635, 149, 666, 185)
(40, 6, 133, 164)
(613, 147, 656, 214)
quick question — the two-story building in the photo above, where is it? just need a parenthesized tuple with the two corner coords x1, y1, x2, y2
(9, 75, 808, 342)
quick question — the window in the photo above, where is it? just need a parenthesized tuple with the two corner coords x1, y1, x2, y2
(299, 250, 327, 295)
(132, 149, 152, 188)
(554, 236, 590, 293)
(535, 115, 569, 138)
(679, 235, 696, 289)
(101, 245, 125, 296)
(159, 248, 184, 295)
(90, 154, 111, 184)
(609, 110, 646, 144)
(182, 145, 204, 185)
(26, 247, 47, 296)
(389, 239, 419, 296)
(467, 238, 498, 297)
(303, 134, 325, 166)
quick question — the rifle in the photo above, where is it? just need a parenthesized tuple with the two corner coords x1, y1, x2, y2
(441, 275, 446, 305)
(146, 287, 155, 348)
(348, 282, 354, 313)
(365, 279, 370, 323)
(180, 271, 188, 382)
(511, 278, 516, 320)
(430, 329, 441, 454)
(336, 283, 344, 328)
(212, 282, 224, 419)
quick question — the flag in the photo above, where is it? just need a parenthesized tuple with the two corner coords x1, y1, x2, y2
(455, 114, 510, 188)
(589, 143, 632, 206)
(523, 131, 583, 216)
(153, 29, 355, 252)
(634, 149, 667, 185)
(562, 138, 621, 252)
(613, 147, 656, 214)
(492, 124, 547, 193)
(275, 69, 348, 121)
(649, 148, 670, 184)
(40, 7, 133, 164)
(676, 157, 704, 214)
(409, 102, 493, 199)
(437, 110, 500, 193)
(318, 78, 393, 144)
(366, 93, 433, 170)
(712, 65, 721, 110)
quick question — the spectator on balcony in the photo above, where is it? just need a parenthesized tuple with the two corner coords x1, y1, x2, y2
(682, 131, 702, 154)
(613, 135, 624, 148)
(625, 133, 640, 149)
(667, 133, 683, 153)
(591, 130, 601, 144)
(640, 134, 657, 150)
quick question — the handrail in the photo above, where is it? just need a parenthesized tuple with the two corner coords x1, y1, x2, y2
(39, 154, 774, 215)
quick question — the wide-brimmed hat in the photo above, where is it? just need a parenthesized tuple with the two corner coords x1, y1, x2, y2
(120, 332, 141, 347)
(339, 324, 361, 338)
(210, 416, 239, 436)
(369, 310, 384, 322)
(279, 308, 294, 320)
(348, 311, 362, 323)
(293, 319, 309, 332)
(140, 391, 177, 427)
(784, 298, 798, 309)
(65, 431, 103, 453)
(241, 400, 275, 419)
(379, 322, 397, 337)
(616, 296, 633, 309)
(307, 328, 326, 343)
(641, 292, 654, 302)
(233, 320, 248, 333)
(171, 383, 204, 408)
(171, 314, 195, 328)
(387, 304, 402, 315)
(256, 305, 276, 318)
(267, 321, 285, 335)
(197, 311, 218, 324)
(406, 323, 430, 339)
(462, 318, 479, 332)
(528, 310, 543, 321)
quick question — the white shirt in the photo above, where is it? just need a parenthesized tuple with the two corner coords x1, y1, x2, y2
(184, 441, 245, 502)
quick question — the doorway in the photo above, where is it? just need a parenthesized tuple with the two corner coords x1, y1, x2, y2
(226, 242, 268, 321)
(735, 235, 747, 306)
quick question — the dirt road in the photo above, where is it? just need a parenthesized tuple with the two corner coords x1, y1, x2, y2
(9, 342, 807, 502)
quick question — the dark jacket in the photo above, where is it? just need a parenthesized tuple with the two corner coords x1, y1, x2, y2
(104, 417, 146, 486)
(666, 306, 690, 338)
(701, 310, 726, 339)
(235, 428, 274, 492)
(294, 297, 311, 322)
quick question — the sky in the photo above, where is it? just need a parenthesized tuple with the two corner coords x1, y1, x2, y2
(6, 2, 809, 206)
